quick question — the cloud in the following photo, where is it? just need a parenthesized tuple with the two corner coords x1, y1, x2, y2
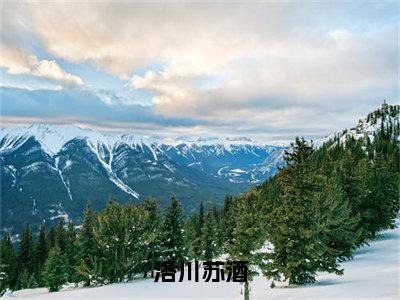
(0, 86, 205, 134)
(1, 45, 83, 86)
(1, 2, 398, 138)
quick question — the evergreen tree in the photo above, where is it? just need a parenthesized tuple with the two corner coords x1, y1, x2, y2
(264, 138, 342, 285)
(141, 197, 161, 278)
(17, 270, 30, 290)
(55, 219, 67, 253)
(34, 224, 48, 285)
(183, 216, 198, 260)
(193, 202, 204, 258)
(46, 227, 56, 249)
(76, 204, 97, 286)
(18, 224, 34, 275)
(225, 189, 266, 300)
(160, 195, 185, 266)
(65, 221, 78, 282)
(43, 247, 68, 292)
(200, 204, 218, 260)
(0, 233, 18, 292)
(220, 195, 235, 252)
(90, 201, 150, 283)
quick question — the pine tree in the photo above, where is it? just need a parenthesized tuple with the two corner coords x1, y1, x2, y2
(183, 216, 198, 260)
(193, 202, 204, 258)
(200, 204, 218, 260)
(141, 197, 161, 278)
(225, 189, 266, 300)
(46, 227, 56, 249)
(17, 270, 30, 290)
(65, 221, 78, 282)
(90, 201, 150, 283)
(34, 224, 48, 285)
(18, 224, 34, 275)
(0, 233, 18, 292)
(160, 195, 185, 266)
(221, 195, 235, 252)
(43, 247, 68, 292)
(264, 138, 341, 285)
(55, 219, 67, 253)
(76, 204, 96, 286)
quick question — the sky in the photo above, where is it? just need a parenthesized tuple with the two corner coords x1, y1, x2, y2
(0, 1, 398, 141)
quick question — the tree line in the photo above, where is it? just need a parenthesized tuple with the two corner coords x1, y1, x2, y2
(1, 103, 399, 299)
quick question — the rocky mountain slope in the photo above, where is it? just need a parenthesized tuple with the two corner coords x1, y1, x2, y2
(0, 125, 284, 234)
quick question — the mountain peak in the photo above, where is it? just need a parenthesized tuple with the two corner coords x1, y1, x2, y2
(0, 124, 284, 157)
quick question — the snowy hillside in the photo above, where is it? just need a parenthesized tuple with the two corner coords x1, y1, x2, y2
(4, 220, 399, 300)
(315, 102, 400, 147)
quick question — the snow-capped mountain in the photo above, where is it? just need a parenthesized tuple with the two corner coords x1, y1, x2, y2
(0, 124, 285, 234)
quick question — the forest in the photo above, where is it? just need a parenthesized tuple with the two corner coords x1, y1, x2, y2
(1, 103, 399, 299)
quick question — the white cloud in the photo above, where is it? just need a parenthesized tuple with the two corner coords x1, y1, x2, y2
(1, 45, 83, 86)
(1, 2, 398, 137)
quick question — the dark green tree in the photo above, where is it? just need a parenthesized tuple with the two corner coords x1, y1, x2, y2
(76, 204, 97, 286)
(225, 189, 266, 300)
(46, 227, 56, 249)
(18, 224, 34, 275)
(200, 204, 218, 260)
(160, 195, 185, 265)
(141, 197, 161, 278)
(0, 233, 18, 292)
(264, 138, 342, 285)
(55, 219, 67, 253)
(43, 247, 68, 292)
(65, 221, 78, 281)
(34, 224, 48, 285)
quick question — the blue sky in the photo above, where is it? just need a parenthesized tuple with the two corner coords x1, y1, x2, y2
(0, 2, 398, 141)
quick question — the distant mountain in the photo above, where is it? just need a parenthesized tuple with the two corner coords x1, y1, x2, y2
(0, 125, 285, 235)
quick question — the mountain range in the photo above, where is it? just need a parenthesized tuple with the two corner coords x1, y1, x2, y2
(0, 125, 285, 235)
(2, 102, 398, 236)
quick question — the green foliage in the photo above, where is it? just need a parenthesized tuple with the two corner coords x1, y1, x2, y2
(5, 102, 399, 295)
(0, 233, 18, 292)
(140, 197, 161, 278)
(261, 104, 399, 285)
(160, 195, 185, 265)
(34, 224, 48, 286)
(264, 138, 338, 285)
(90, 201, 151, 283)
(76, 203, 96, 286)
(200, 204, 219, 260)
(225, 189, 266, 299)
(43, 247, 68, 292)
(18, 224, 34, 275)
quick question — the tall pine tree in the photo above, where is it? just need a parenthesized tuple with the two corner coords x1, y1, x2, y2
(160, 195, 185, 266)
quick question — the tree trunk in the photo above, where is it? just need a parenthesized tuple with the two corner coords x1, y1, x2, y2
(244, 282, 250, 300)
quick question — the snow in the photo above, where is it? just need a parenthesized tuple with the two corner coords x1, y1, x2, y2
(4, 165, 17, 187)
(54, 157, 73, 201)
(49, 204, 70, 223)
(314, 109, 399, 148)
(217, 166, 229, 176)
(0, 124, 285, 159)
(86, 140, 139, 199)
(163, 164, 174, 173)
(187, 162, 202, 167)
(231, 169, 246, 173)
(3, 221, 398, 300)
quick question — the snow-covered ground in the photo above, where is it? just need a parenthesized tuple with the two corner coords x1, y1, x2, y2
(3, 223, 399, 300)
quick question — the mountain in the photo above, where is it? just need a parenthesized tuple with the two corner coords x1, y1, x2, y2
(316, 102, 400, 147)
(0, 125, 285, 235)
